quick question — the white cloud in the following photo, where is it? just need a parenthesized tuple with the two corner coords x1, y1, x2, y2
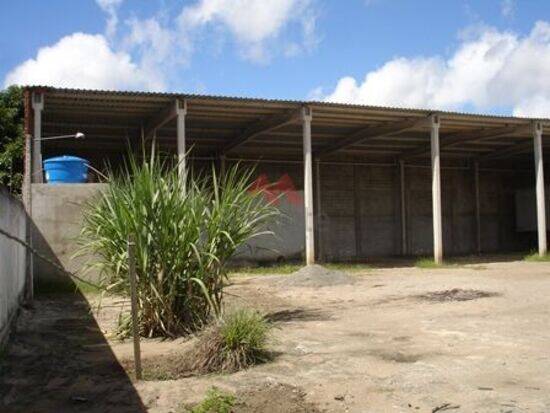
(95, 0, 124, 38)
(319, 22, 550, 117)
(501, 0, 514, 18)
(178, 0, 318, 63)
(3, 33, 163, 91)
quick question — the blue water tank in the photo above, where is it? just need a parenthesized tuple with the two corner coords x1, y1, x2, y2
(43, 156, 89, 184)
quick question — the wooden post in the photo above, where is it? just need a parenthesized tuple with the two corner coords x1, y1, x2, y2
(127, 235, 142, 380)
(315, 158, 323, 262)
(177, 100, 187, 189)
(474, 161, 481, 255)
(533, 121, 547, 256)
(31, 93, 44, 183)
(399, 160, 407, 255)
(430, 114, 443, 264)
(302, 106, 315, 265)
(220, 155, 226, 178)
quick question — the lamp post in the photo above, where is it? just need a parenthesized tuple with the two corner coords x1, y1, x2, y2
(34, 132, 85, 141)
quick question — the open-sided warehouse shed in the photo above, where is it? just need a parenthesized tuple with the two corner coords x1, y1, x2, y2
(22, 86, 550, 276)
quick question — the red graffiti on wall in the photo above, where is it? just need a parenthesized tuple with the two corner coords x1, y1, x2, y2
(249, 173, 303, 206)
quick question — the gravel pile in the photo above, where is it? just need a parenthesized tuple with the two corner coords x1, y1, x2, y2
(281, 264, 355, 287)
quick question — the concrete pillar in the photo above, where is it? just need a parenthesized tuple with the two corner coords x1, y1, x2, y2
(430, 114, 443, 264)
(176, 100, 187, 186)
(533, 121, 547, 256)
(32, 93, 44, 183)
(315, 158, 323, 262)
(302, 106, 315, 265)
(474, 161, 481, 255)
(399, 160, 407, 255)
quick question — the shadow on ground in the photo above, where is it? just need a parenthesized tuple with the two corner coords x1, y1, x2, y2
(0, 279, 146, 413)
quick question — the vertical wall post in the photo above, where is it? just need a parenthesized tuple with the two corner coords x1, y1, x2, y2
(315, 158, 323, 262)
(533, 121, 547, 256)
(176, 99, 187, 189)
(430, 114, 443, 264)
(474, 161, 481, 255)
(23, 132, 33, 302)
(302, 106, 315, 265)
(31, 93, 44, 183)
(399, 160, 407, 255)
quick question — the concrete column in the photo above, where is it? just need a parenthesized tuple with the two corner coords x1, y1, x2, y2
(430, 114, 443, 264)
(302, 106, 315, 265)
(315, 158, 323, 262)
(474, 161, 481, 255)
(533, 121, 547, 256)
(176, 100, 187, 188)
(399, 160, 407, 255)
(32, 93, 44, 183)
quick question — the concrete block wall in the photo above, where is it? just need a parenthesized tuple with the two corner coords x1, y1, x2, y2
(318, 163, 534, 260)
(0, 188, 27, 346)
(31, 183, 107, 282)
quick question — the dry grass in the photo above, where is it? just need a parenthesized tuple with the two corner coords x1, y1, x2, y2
(190, 309, 272, 374)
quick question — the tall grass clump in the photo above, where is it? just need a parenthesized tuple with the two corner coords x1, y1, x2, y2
(77, 149, 279, 338)
(190, 308, 272, 374)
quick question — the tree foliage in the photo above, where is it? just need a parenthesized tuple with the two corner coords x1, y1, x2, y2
(0, 86, 24, 194)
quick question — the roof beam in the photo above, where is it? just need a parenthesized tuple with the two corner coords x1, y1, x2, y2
(221, 108, 302, 154)
(144, 99, 184, 140)
(316, 117, 428, 157)
(476, 139, 533, 162)
(402, 124, 530, 159)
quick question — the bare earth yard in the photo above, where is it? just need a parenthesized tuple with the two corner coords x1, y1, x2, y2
(2, 260, 550, 412)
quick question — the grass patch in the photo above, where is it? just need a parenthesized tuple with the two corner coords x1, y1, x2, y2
(190, 308, 272, 374)
(524, 251, 550, 262)
(34, 278, 101, 296)
(415, 257, 446, 269)
(230, 262, 372, 276)
(182, 387, 235, 413)
(229, 263, 301, 276)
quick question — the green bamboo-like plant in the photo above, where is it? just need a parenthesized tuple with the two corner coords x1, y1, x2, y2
(77, 148, 278, 338)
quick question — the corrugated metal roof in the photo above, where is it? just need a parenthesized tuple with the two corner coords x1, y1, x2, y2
(24, 85, 550, 123)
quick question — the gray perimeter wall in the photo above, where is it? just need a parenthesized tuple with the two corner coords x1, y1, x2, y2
(0, 188, 27, 346)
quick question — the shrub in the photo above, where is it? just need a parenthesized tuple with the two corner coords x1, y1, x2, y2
(190, 308, 272, 373)
(77, 149, 279, 337)
(186, 387, 235, 413)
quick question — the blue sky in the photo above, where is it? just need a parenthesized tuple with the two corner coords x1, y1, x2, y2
(1, 0, 550, 116)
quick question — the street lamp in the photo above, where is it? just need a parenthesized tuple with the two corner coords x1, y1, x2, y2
(34, 132, 85, 141)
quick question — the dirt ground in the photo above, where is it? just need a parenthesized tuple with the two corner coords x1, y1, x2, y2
(2, 259, 550, 412)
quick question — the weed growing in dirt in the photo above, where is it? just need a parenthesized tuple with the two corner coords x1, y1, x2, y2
(190, 308, 272, 374)
(524, 251, 550, 262)
(77, 148, 278, 338)
(184, 387, 235, 413)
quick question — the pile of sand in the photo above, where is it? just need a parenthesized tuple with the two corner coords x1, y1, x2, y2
(281, 264, 355, 288)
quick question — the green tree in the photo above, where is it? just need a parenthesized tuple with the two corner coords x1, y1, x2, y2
(0, 86, 24, 194)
